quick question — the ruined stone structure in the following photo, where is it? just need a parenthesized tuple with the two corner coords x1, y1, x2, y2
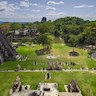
(9, 77, 82, 96)
(67, 79, 79, 92)
(47, 62, 63, 70)
(12, 29, 29, 41)
(0, 31, 18, 63)
(41, 17, 47, 23)
(12, 28, 39, 42)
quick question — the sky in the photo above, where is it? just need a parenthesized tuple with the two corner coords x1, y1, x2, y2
(0, 0, 96, 22)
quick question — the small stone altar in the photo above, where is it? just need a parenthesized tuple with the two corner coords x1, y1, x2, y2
(38, 83, 58, 96)
(47, 62, 63, 70)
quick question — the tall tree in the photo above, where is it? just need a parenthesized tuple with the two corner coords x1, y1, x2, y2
(37, 22, 55, 34)
(11, 23, 22, 32)
(68, 35, 79, 51)
(37, 34, 53, 48)
(0, 23, 10, 33)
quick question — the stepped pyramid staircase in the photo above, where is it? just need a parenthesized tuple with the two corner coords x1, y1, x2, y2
(0, 31, 18, 62)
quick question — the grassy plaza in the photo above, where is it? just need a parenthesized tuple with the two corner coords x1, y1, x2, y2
(0, 43, 96, 96)
(0, 43, 96, 70)
(0, 72, 96, 96)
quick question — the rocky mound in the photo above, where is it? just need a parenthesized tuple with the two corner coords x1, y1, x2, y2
(69, 51, 79, 56)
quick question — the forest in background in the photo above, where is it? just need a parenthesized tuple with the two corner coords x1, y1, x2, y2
(0, 16, 96, 48)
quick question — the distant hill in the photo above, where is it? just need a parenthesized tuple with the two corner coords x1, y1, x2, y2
(0, 21, 30, 24)
(54, 16, 85, 25)
(0, 21, 4, 24)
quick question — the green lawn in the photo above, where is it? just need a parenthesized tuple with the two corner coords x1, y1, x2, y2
(0, 43, 96, 70)
(0, 72, 96, 96)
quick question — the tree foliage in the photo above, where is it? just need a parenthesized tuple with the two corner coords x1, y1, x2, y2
(0, 23, 10, 33)
(0, 16, 96, 48)
(37, 34, 53, 47)
(11, 23, 22, 31)
(54, 16, 96, 47)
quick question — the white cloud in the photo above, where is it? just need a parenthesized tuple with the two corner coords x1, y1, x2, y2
(47, 1, 64, 5)
(0, 1, 19, 12)
(20, 1, 30, 7)
(31, 9, 40, 12)
(31, 3, 38, 6)
(46, 11, 67, 21)
(46, 11, 66, 16)
(0, 12, 34, 20)
(24, 0, 29, 1)
(17, 14, 34, 19)
(46, 6, 56, 10)
(0, 0, 19, 18)
(30, 3, 44, 8)
(74, 4, 94, 8)
(0, 0, 43, 22)
(8, 4, 19, 11)
(20, 1, 44, 8)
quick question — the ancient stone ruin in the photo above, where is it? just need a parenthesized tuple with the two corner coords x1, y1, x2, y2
(69, 51, 79, 56)
(41, 17, 47, 23)
(9, 76, 21, 94)
(63, 79, 82, 96)
(9, 77, 82, 96)
(47, 62, 63, 70)
(67, 79, 80, 92)
(16, 64, 21, 71)
(0, 31, 18, 63)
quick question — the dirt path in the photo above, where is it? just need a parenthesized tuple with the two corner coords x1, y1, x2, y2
(0, 69, 96, 72)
